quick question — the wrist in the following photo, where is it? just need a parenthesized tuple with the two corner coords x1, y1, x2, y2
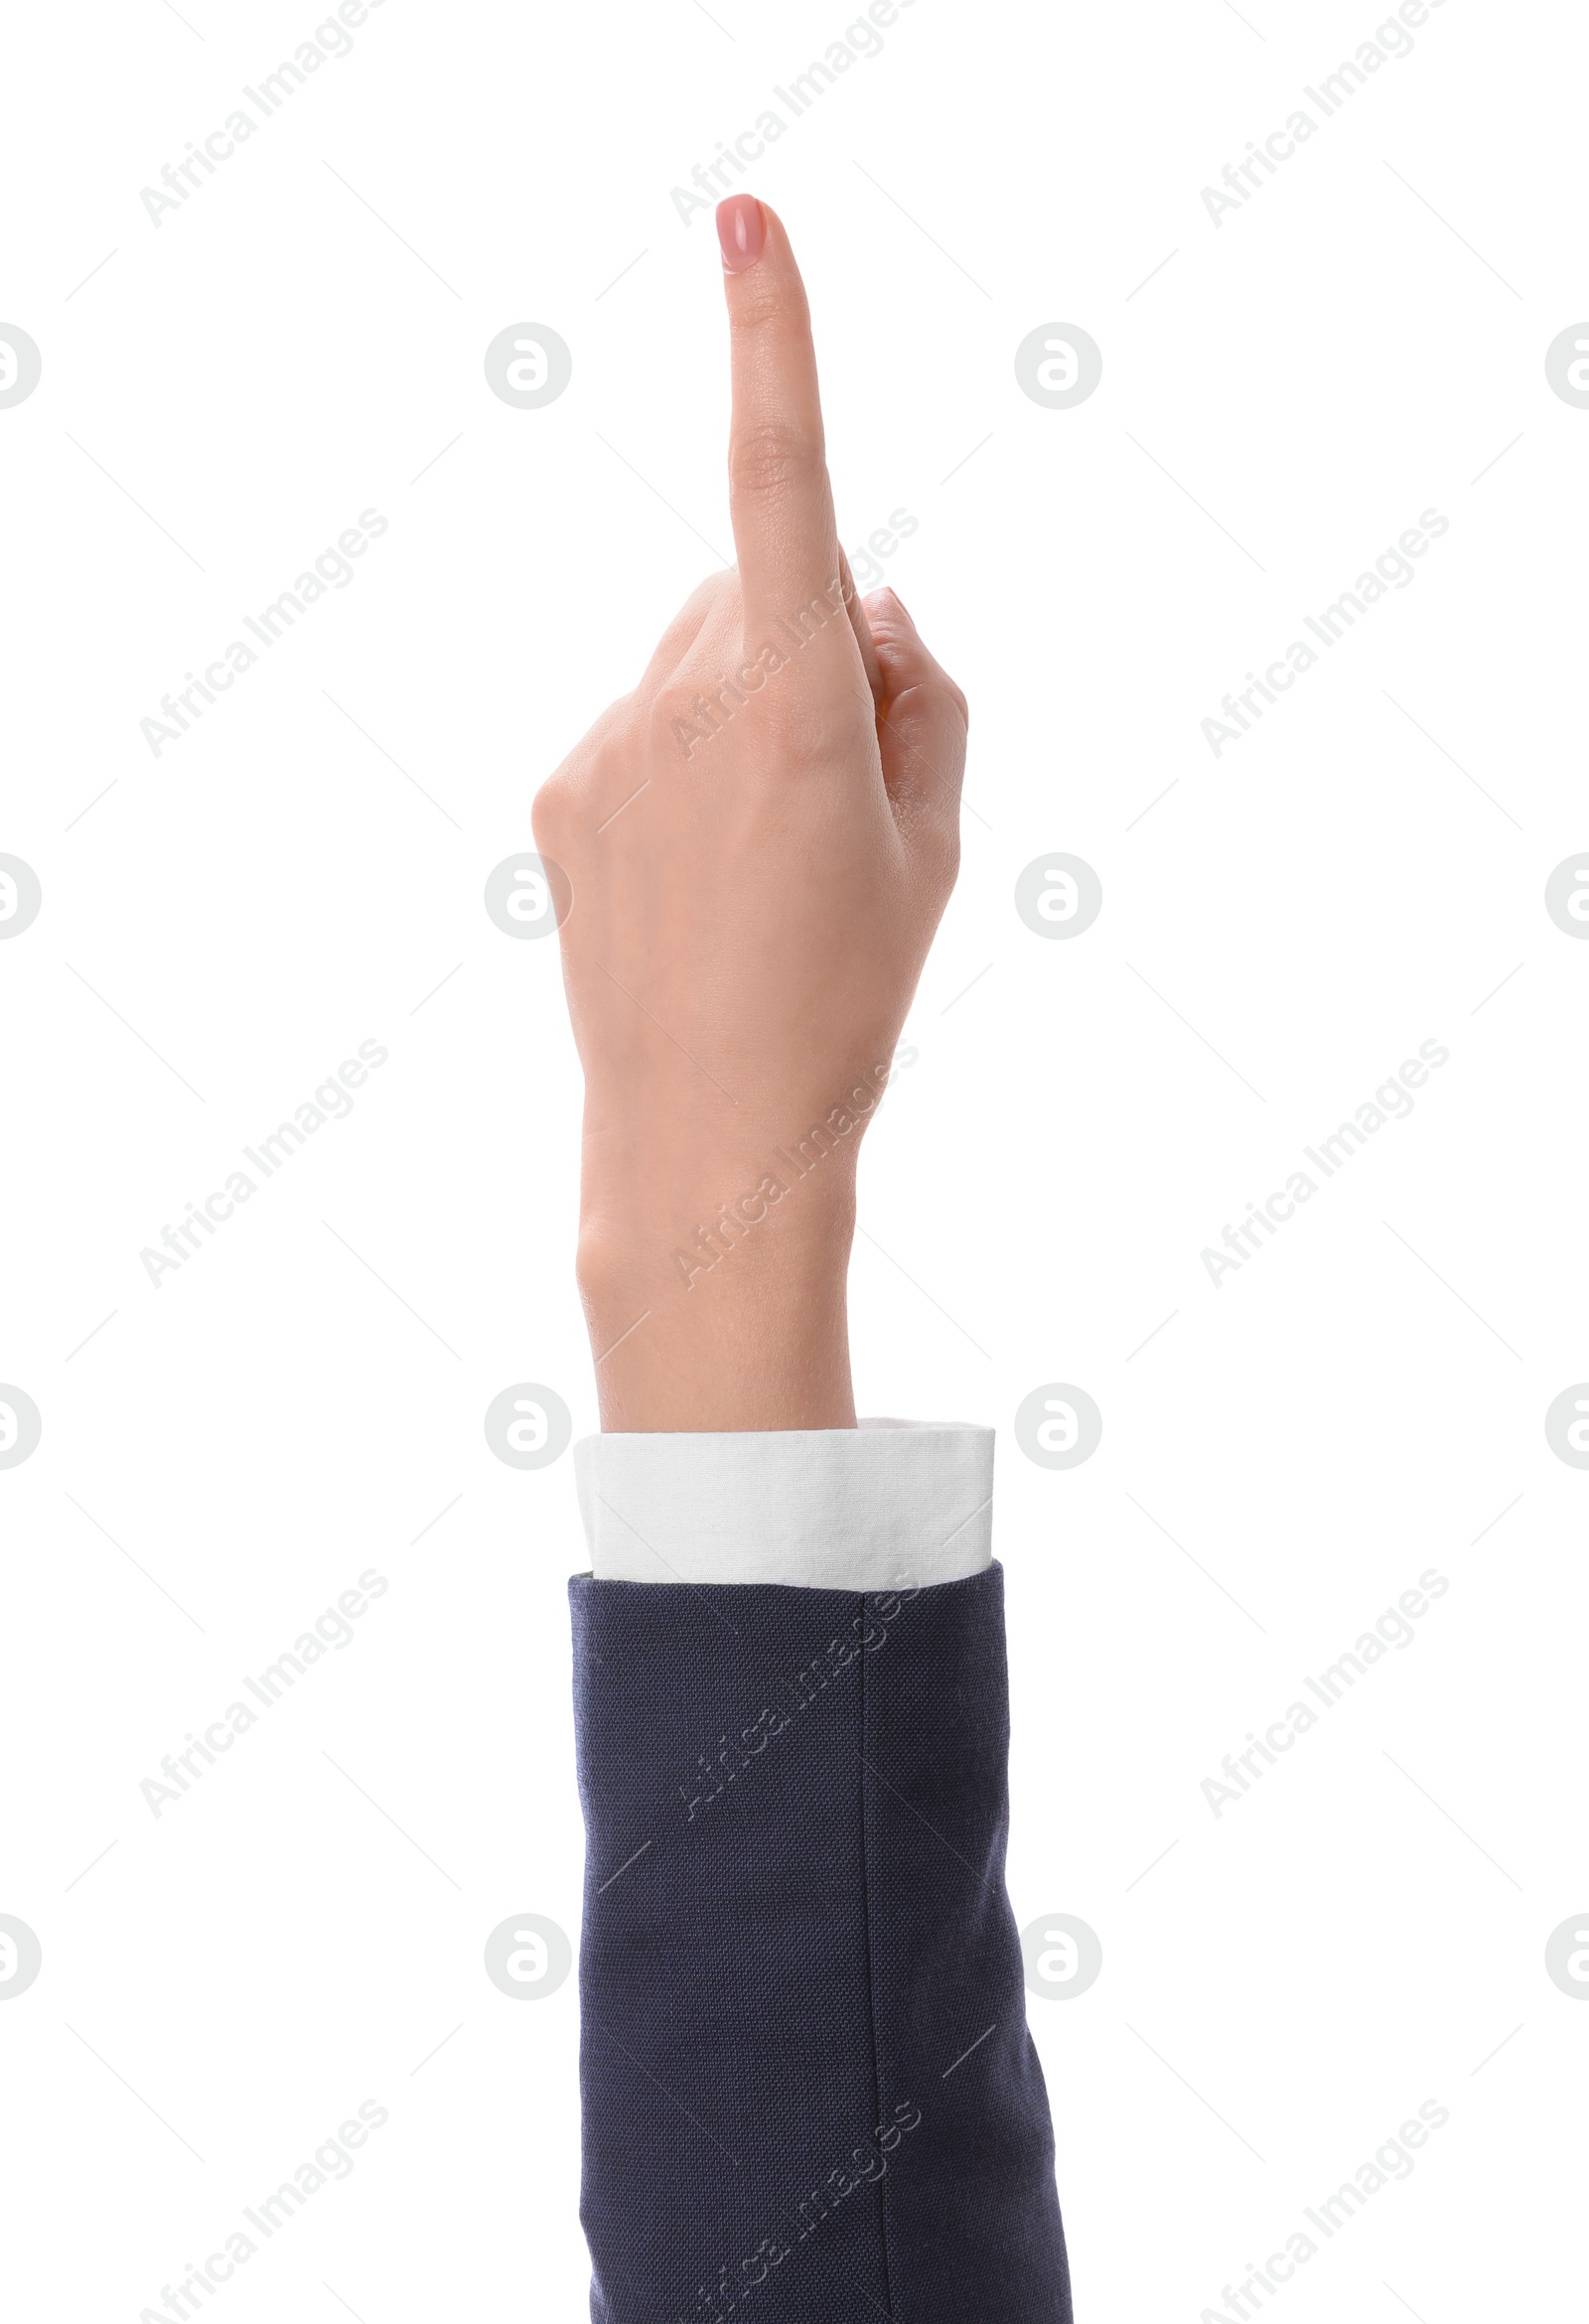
(576, 1165, 857, 1433)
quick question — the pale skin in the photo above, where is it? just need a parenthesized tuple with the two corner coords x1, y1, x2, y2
(532, 196, 967, 1432)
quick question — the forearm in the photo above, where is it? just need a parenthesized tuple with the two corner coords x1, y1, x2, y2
(571, 1561, 1072, 2324)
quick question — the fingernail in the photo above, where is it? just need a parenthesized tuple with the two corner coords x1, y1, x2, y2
(716, 195, 766, 274)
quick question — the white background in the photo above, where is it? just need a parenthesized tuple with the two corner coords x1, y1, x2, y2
(2, 0, 1585, 2316)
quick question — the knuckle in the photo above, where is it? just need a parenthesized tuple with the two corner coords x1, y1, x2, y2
(691, 567, 741, 618)
(530, 772, 571, 850)
(729, 417, 819, 505)
(760, 688, 824, 757)
(728, 674, 828, 766)
(649, 575, 734, 672)
(650, 684, 715, 760)
(535, 696, 648, 840)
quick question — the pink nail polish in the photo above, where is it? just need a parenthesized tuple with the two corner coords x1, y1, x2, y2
(716, 195, 766, 273)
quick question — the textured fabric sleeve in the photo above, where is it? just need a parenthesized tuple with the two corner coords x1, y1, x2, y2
(568, 1561, 1073, 2323)
(574, 1417, 994, 1588)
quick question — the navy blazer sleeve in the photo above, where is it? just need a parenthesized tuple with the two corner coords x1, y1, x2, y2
(569, 1560, 1074, 2322)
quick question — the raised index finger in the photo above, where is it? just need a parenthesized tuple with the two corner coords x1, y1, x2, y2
(716, 196, 844, 631)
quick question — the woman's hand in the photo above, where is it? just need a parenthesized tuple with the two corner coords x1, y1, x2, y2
(532, 196, 967, 1431)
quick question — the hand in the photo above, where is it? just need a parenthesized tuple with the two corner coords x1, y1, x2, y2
(532, 195, 967, 1431)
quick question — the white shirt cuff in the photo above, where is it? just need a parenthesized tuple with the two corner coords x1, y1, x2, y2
(574, 1418, 994, 1589)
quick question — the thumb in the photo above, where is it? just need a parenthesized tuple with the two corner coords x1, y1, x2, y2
(864, 587, 968, 833)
